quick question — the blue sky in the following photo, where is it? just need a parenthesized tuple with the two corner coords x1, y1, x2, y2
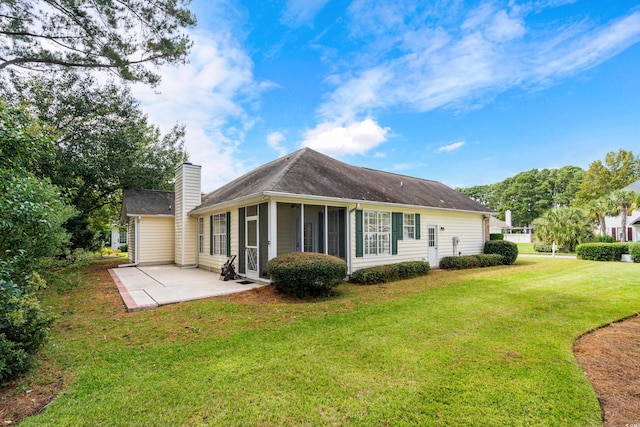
(131, 0, 640, 192)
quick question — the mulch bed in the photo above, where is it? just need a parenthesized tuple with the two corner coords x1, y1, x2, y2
(574, 314, 640, 427)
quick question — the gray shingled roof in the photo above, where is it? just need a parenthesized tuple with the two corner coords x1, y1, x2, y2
(122, 189, 175, 217)
(199, 148, 492, 213)
(624, 179, 640, 192)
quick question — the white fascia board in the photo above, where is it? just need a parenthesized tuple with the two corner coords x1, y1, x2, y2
(188, 190, 495, 217)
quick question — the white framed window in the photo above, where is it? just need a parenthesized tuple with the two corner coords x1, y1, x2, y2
(403, 213, 415, 240)
(198, 217, 205, 253)
(212, 213, 227, 256)
(119, 227, 128, 244)
(364, 210, 390, 256)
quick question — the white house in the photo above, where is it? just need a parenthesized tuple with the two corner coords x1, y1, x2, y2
(122, 148, 494, 279)
(603, 179, 640, 242)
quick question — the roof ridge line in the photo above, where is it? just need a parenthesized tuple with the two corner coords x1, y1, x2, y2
(267, 147, 309, 189)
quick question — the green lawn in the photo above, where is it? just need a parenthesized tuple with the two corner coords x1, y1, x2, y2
(20, 258, 640, 426)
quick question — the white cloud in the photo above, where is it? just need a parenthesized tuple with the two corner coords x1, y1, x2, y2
(131, 29, 269, 192)
(281, 0, 330, 27)
(300, 118, 389, 156)
(316, 4, 640, 121)
(267, 131, 287, 156)
(438, 141, 466, 152)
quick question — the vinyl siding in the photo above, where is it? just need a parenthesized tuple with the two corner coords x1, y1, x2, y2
(139, 217, 174, 264)
(197, 210, 239, 273)
(174, 163, 201, 266)
(350, 203, 485, 272)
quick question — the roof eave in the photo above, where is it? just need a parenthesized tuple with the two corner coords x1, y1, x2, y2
(189, 190, 495, 216)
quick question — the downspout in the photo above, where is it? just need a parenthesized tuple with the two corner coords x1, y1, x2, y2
(347, 203, 361, 275)
(119, 216, 140, 268)
(182, 216, 199, 269)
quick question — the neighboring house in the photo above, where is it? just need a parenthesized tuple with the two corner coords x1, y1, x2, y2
(489, 216, 508, 234)
(122, 148, 494, 278)
(603, 179, 640, 242)
(109, 225, 128, 250)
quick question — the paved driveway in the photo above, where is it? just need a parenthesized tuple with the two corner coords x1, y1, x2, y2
(109, 265, 266, 311)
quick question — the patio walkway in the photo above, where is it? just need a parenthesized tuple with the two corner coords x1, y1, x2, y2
(108, 265, 267, 311)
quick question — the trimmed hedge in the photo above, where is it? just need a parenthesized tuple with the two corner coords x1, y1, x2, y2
(440, 254, 504, 270)
(483, 240, 518, 265)
(350, 261, 430, 285)
(575, 243, 629, 261)
(533, 242, 552, 253)
(630, 244, 640, 263)
(489, 233, 504, 241)
(266, 252, 347, 297)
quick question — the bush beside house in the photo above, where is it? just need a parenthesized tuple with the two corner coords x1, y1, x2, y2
(484, 241, 518, 265)
(350, 261, 430, 285)
(267, 252, 347, 298)
(576, 243, 630, 261)
(440, 254, 504, 270)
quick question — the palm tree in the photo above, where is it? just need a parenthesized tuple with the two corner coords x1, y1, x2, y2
(581, 197, 617, 236)
(533, 207, 593, 251)
(609, 190, 640, 242)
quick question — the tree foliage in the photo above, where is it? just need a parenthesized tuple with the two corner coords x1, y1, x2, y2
(0, 101, 75, 259)
(532, 208, 593, 251)
(458, 166, 584, 226)
(0, 0, 196, 85)
(0, 102, 64, 382)
(575, 149, 640, 204)
(4, 73, 186, 248)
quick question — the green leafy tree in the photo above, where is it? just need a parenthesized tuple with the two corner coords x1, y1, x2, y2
(533, 207, 594, 251)
(582, 197, 617, 236)
(0, 0, 196, 85)
(5, 74, 186, 248)
(0, 101, 75, 259)
(0, 102, 66, 382)
(609, 189, 640, 242)
(575, 149, 640, 204)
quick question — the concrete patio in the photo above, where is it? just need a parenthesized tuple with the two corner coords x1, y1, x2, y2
(108, 265, 267, 311)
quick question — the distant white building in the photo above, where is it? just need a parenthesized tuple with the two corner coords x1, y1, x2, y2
(603, 179, 640, 242)
(109, 225, 128, 249)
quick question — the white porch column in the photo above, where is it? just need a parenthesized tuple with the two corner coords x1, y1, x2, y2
(268, 200, 278, 260)
(300, 203, 305, 252)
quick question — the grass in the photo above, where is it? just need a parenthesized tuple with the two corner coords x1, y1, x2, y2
(17, 257, 640, 426)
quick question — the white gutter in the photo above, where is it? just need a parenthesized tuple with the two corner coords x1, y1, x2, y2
(189, 190, 494, 216)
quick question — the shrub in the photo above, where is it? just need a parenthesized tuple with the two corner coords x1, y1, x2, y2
(120, 244, 128, 253)
(629, 244, 640, 263)
(483, 240, 518, 265)
(0, 254, 54, 383)
(267, 252, 347, 297)
(575, 243, 629, 261)
(489, 234, 504, 241)
(590, 235, 616, 243)
(440, 254, 503, 270)
(533, 242, 552, 253)
(350, 261, 430, 285)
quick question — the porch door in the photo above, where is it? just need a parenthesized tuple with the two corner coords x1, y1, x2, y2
(427, 225, 438, 267)
(246, 215, 259, 279)
(295, 219, 315, 252)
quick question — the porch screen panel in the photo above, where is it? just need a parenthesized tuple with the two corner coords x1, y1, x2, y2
(259, 203, 268, 278)
(238, 208, 245, 274)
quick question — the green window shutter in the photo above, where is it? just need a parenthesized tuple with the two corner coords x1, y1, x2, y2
(355, 210, 363, 258)
(226, 212, 231, 256)
(209, 215, 213, 255)
(392, 212, 402, 255)
(415, 214, 421, 240)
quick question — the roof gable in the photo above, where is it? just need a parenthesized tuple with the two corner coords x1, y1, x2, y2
(122, 189, 175, 218)
(199, 148, 492, 213)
